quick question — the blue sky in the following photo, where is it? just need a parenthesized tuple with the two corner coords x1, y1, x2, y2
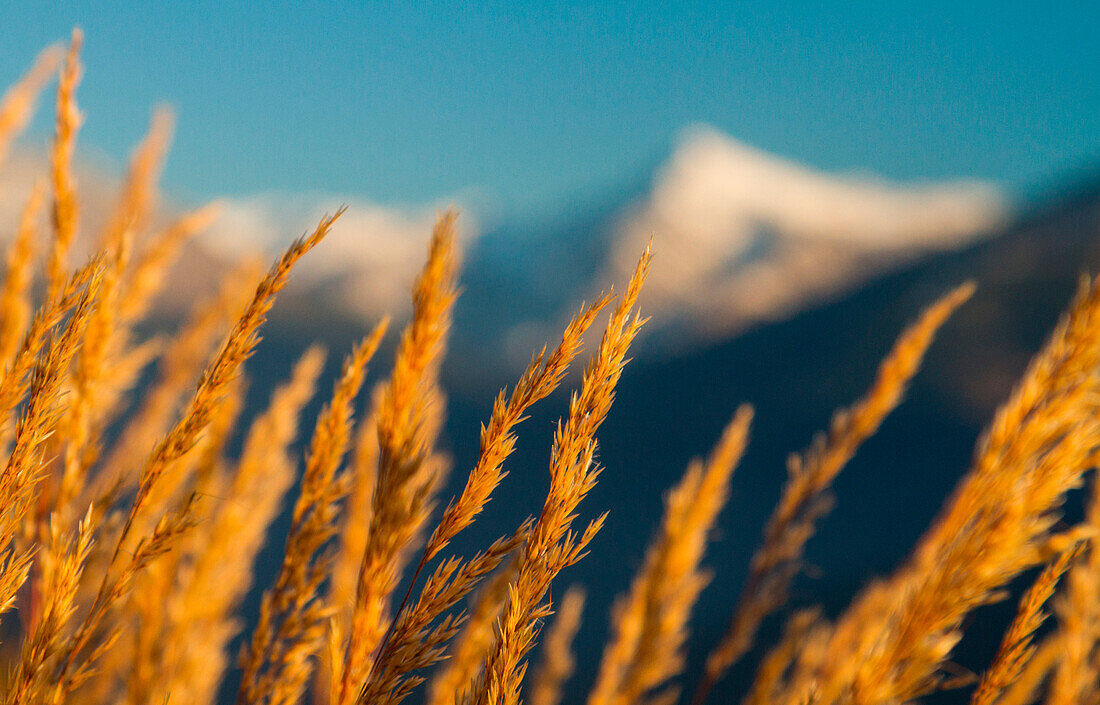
(1, 1, 1097, 219)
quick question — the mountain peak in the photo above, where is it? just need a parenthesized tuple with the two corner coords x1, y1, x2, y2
(604, 126, 1009, 345)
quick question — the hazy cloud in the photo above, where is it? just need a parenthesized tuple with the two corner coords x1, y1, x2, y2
(0, 149, 475, 324)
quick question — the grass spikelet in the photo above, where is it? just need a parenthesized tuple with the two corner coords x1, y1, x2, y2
(55, 224, 133, 522)
(529, 586, 586, 705)
(123, 208, 342, 541)
(425, 294, 611, 564)
(0, 257, 101, 441)
(590, 405, 752, 705)
(742, 610, 823, 705)
(0, 182, 46, 367)
(46, 29, 83, 302)
(1046, 476, 1100, 705)
(470, 244, 652, 705)
(0, 266, 101, 548)
(358, 525, 533, 705)
(997, 637, 1059, 705)
(146, 346, 326, 705)
(53, 211, 342, 699)
(969, 543, 1080, 705)
(351, 292, 610, 705)
(0, 266, 100, 629)
(122, 374, 248, 705)
(3, 508, 93, 705)
(349, 287, 609, 705)
(56, 109, 185, 517)
(0, 43, 62, 167)
(338, 212, 459, 705)
(94, 259, 260, 501)
(776, 277, 1100, 705)
(57, 493, 201, 699)
(331, 386, 383, 623)
(695, 282, 974, 703)
(322, 386, 383, 705)
(122, 371, 250, 702)
(238, 322, 387, 705)
(426, 558, 519, 705)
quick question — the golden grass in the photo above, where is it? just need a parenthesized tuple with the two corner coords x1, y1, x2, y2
(590, 406, 752, 705)
(529, 587, 586, 705)
(0, 44, 62, 169)
(691, 281, 975, 705)
(0, 182, 43, 367)
(970, 542, 1080, 705)
(45, 30, 81, 304)
(239, 325, 387, 705)
(0, 32, 1099, 705)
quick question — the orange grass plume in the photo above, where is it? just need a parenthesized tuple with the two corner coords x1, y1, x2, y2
(0, 32, 1097, 705)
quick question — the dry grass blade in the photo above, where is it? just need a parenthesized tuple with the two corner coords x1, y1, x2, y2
(122, 208, 342, 547)
(238, 321, 387, 705)
(55, 221, 133, 525)
(350, 290, 610, 705)
(3, 508, 93, 705)
(338, 212, 459, 705)
(0, 42, 62, 167)
(46, 29, 83, 303)
(56, 108, 191, 523)
(0, 265, 101, 623)
(53, 210, 343, 700)
(694, 282, 974, 705)
(354, 288, 610, 705)
(970, 543, 1080, 705)
(999, 637, 1059, 705)
(0, 267, 101, 543)
(331, 385, 384, 621)
(773, 277, 1100, 705)
(92, 259, 260, 504)
(425, 294, 612, 562)
(426, 558, 519, 705)
(143, 346, 326, 705)
(470, 244, 652, 705)
(119, 371, 249, 705)
(358, 526, 533, 705)
(321, 386, 384, 705)
(590, 405, 752, 705)
(0, 182, 46, 367)
(1047, 474, 1100, 705)
(0, 257, 101, 443)
(742, 610, 824, 705)
(529, 586, 586, 705)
